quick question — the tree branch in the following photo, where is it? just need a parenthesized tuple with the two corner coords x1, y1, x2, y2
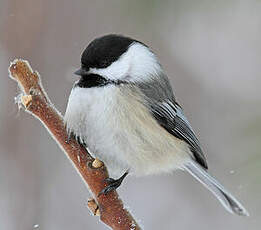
(9, 59, 141, 230)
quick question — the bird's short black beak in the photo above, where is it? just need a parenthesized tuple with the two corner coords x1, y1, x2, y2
(74, 68, 88, 76)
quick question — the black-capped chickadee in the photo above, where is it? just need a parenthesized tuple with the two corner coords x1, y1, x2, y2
(65, 34, 248, 216)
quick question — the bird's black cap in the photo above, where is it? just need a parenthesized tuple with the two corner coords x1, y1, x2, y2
(77, 34, 138, 74)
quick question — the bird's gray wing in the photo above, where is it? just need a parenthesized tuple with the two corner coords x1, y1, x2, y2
(138, 76, 208, 169)
(151, 100, 208, 169)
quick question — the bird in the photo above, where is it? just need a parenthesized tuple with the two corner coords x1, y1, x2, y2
(64, 34, 249, 216)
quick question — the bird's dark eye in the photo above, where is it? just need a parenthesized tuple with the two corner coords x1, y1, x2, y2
(99, 60, 110, 68)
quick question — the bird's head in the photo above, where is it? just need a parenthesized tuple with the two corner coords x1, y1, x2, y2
(74, 34, 162, 83)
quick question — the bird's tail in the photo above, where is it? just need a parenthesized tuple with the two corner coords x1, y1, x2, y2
(184, 161, 249, 216)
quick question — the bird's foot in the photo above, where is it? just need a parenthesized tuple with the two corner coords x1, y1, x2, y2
(98, 171, 129, 196)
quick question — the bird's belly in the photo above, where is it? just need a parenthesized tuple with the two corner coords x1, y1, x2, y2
(65, 85, 191, 178)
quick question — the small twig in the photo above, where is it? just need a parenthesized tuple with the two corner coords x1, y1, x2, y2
(9, 59, 141, 230)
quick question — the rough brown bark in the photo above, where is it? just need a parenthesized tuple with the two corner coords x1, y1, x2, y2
(9, 59, 141, 230)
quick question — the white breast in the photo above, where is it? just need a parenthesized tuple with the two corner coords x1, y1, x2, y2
(64, 84, 191, 178)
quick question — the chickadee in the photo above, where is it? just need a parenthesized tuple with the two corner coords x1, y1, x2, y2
(65, 34, 248, 216)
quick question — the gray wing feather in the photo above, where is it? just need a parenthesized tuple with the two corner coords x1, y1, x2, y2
(138, 74, 208, 169)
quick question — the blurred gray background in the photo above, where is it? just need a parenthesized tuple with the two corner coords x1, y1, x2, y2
(0, 0, 260, 229)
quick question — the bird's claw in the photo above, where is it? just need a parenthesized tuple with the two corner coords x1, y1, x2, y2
(98, 178, 122, 196)
(98, 171, 129, 197)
